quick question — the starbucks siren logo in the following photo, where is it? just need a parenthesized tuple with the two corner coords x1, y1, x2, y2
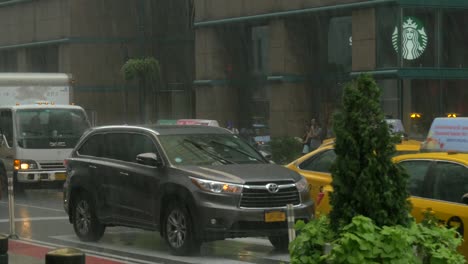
(392, 17, 428, 60)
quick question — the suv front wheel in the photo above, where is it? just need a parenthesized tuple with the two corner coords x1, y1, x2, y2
(72, 193, 105, 242)
(164, 201, 200, 256)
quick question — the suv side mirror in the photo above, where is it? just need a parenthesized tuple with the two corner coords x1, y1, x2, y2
(462, 193, 468, 205)
(136, 153, 161, 167)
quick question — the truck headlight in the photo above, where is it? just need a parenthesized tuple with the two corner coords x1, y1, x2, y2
(190, 177, 243, 194)
(14, 159, 38, 170)
(296, 177, 309, 193)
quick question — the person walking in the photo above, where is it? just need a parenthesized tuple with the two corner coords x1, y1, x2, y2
(308, 118, 322, 152)
(302, 124, 311, 154)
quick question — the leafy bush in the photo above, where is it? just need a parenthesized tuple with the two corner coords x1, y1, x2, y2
(290, 216, 465, 264)
(330, 74, 411, 230)
(270, 136, 303, 164)
(289, 216, 335, 264)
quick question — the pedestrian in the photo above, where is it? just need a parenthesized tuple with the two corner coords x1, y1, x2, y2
(302, 124, 311, 154)
(308, 118, 322, 152)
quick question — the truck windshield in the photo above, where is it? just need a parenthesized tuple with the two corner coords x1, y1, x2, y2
(16, 109, 90, 149)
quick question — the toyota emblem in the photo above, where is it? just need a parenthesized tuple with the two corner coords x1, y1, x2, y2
(266, 183, 279, 193)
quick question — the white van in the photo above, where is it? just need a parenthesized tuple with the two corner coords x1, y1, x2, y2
(421, 117, 468, 152)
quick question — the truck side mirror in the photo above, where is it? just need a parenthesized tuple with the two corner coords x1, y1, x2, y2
(462, 193, 468, 205)
(136, 153, 162, 167)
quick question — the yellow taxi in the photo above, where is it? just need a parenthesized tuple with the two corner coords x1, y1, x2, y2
(394, 151, 468, 257)
(288, 139, 421, 216)
(286, 117, 468, 258)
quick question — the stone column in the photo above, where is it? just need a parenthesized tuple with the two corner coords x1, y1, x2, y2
(269, 19, 311, 137)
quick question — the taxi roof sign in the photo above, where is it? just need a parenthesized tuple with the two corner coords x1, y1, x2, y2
(421, 117, 468, 153)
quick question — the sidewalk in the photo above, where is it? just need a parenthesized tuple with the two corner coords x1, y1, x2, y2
(8, 239, 125, 264)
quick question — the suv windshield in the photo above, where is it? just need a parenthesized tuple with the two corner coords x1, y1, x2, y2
(158, 133, 265, 166)
(16, 109, 90, 149)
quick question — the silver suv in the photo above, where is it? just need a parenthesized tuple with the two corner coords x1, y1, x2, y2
(63, 125, 314, 255)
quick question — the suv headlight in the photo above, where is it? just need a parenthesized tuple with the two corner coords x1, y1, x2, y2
(190, 177, 243, 194)
(296, 177, 309, 193)
(14, 159, 38, 170)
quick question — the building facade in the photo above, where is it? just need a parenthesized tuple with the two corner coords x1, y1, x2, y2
(194, 0, 468, 139)
(0, 0, 194, 125)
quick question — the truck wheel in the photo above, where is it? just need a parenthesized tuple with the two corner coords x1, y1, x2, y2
(163, 201, 200, 256)
(72, 193, 105, 242)
(268, 235, 289, 252)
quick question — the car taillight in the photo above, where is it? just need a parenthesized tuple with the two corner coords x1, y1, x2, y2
(63, 159, 69, 167)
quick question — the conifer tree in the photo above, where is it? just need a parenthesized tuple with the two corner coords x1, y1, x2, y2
(329, 74, 411, 230)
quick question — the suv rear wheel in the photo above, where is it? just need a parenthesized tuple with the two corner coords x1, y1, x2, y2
(164, 201, 200, 256)
(268, 235, 289, 252)
(73, 193, 105, 242)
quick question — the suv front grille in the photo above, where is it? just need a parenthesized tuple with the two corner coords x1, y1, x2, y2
(240, 183, 300, 208)
(39, 162, 65, 170)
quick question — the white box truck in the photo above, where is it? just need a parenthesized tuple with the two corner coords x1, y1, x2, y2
(0, 73, 91, 193)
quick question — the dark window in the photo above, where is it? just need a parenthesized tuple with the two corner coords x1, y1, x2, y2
(399, 160, 432, 197)
(128, 134, 157, 163)
(432, 162, 468, 204)
(26, 46, 59, 73)
(0, 110, 13, 147)
(442, 10, 468, 68)
(105, 133, 131, 162)
(376, 6, 399, 68)
(298, 149, 336, 173)
(78, 134, 104, 157)
(0, 50, 17, 72)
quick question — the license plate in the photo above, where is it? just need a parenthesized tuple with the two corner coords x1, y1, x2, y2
(265, 211, 286, 223)
(55, 173, 66, 181)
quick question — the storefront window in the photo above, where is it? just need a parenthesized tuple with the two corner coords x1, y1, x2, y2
(328, 16, 352, 73)
(377, 79, 400, 119)
(376, 6, 399, 68)
(442, 9, 468, 68)
(402, 79, 468, 139)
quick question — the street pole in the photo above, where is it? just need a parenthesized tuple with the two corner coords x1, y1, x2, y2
(286, 204, 296, 242)
(7, 175, 17, 239)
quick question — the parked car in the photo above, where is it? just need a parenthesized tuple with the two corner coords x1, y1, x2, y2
(63, 125, 314, 255)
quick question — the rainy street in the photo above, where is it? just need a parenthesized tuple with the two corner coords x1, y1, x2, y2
(0, 190, 290, 264)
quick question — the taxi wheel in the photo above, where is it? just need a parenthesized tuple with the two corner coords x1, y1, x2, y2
(73, 193, 105, 242)
(163, 201, 200, 256)
(269, 235, 289, 252)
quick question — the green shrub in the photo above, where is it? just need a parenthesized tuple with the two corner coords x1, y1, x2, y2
(270, 136, 303, 164)
(289, 216, 335, 264)
(289, 215, 465, 264)
(330, 74, 411, 230)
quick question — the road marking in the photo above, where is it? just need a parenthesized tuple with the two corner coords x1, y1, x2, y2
(0, 201, 65, 212)
(0, 216, 68, 223)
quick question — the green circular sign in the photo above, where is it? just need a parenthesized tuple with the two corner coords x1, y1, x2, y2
(392, 16, 428, 60)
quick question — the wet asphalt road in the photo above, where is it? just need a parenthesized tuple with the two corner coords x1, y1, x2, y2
(0, 189, 290, 264)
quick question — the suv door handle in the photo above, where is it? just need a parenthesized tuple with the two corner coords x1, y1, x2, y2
(89, 165, 97, 169)
(119, 172, 129, 176)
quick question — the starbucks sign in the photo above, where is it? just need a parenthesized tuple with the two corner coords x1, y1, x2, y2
(392, 17, 428, 60)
